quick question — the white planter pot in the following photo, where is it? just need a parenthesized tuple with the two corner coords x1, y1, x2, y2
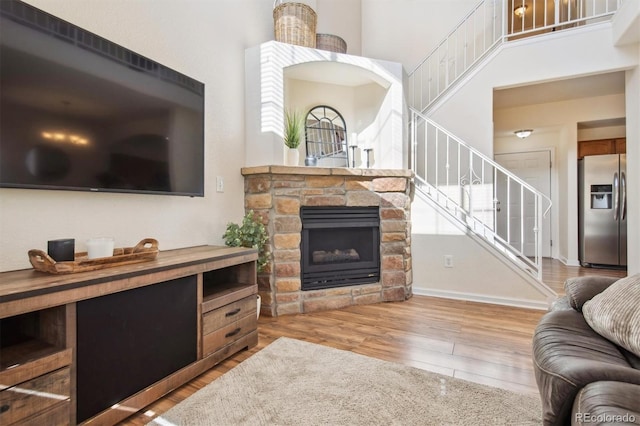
(286, 148, 299, 166)
(256, 294, 261, 320)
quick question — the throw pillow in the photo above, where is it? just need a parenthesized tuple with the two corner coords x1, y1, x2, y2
(583, 274, 640, 358)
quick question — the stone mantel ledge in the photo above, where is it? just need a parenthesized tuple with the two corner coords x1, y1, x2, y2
(241, 165, 414, 178)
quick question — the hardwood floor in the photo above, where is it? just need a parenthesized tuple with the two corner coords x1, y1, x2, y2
(542, 258, 626, 295)
(120, 261, 627, 425)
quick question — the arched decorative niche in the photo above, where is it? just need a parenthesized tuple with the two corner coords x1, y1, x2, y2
(244, 41, 405, 168)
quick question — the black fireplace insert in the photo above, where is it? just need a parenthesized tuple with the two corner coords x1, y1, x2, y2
(301, 206, 380, 290)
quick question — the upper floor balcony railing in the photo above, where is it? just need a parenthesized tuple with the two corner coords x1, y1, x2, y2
(408, 0, 623, 112)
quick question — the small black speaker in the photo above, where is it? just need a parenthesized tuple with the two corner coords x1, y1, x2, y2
(47, 238, 75, 262)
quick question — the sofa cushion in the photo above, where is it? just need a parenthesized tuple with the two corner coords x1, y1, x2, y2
(583, 274, 640, 358)
(572, 381, 640, 425)
(532, 309, 640, 425)
(564, 276, 619, 312)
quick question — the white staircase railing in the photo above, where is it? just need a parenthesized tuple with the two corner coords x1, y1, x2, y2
(407, 0, 622, 281)
(408, 0, 503, 112)
(411, 110, 551, 279)
(408, 0, 622, 113)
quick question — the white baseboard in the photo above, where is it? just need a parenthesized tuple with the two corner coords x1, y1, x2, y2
(412, 287, 552, 311)
(558, 256, 581, 267)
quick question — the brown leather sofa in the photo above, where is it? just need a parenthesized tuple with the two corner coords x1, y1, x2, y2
(532, 276, 640, 425)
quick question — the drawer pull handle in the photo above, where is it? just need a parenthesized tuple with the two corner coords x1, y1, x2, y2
(0, 404, 9, 413)
(225, 308, 242, 317)
(225, 328, 242, 338)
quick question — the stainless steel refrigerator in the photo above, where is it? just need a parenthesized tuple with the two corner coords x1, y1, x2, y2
(579, 154, 627, 267)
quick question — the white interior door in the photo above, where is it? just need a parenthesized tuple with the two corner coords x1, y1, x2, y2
(495, 151, 552, 258)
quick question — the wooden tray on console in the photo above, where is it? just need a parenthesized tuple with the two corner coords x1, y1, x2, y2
(28, 238, 159, 274)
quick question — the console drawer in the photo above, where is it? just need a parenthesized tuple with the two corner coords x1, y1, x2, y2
(203, 314, 257, 357)
(0, 367, 70, 425)
(16, 401, 70, 426)
(202, 295, 256, 335)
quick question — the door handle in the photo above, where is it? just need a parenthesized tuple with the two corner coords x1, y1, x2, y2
(613, 172, 619, 221)
(494, 200, 501, 213)
(621, 171, 627, 221)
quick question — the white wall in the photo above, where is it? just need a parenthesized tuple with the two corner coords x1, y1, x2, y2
(361, 0, 479, 70)
(578, 125, 626, 141)
(411, 196, 555, 309)
(0, 0, 273, 272)
(316, 0, 362, 56)
(626, 52, 640, 275)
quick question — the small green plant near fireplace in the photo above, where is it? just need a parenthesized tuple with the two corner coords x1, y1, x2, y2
(283, 109, 304, 149)
(223, 210, 269, 272)
(283, 109, 304, 166)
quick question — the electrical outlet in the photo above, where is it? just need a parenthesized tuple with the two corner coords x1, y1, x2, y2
(216, 176, 224, 193)
(444, 255, 453, 268)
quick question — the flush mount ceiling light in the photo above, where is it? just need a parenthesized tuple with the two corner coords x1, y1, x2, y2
(514, 129, 533, 139)
(514, 4, 528, 18)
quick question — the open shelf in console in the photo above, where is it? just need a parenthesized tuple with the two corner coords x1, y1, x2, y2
(202, 262, 257, 313)
(0, 305, 72, 398)
(0, 306, 68, 372)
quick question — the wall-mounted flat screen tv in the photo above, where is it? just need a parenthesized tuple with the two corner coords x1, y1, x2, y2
(0, 0, 205, 196)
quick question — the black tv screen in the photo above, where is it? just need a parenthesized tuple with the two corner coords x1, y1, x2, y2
(0, 0, 205, 196)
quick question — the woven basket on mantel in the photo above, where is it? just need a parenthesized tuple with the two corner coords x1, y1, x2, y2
(273, 1, 317, 48)
(316, 33, 347, 54)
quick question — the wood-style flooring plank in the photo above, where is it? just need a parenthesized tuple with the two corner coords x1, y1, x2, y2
(542, 258, 625, 295)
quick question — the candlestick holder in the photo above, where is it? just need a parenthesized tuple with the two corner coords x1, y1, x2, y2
(364, 148, 374, 168)
(349, 145, 358, 168)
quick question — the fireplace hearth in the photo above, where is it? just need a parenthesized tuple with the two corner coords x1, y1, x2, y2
(301, 206, 380, 290)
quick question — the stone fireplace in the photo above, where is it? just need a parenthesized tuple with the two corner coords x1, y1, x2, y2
(241, 165, 413, 317)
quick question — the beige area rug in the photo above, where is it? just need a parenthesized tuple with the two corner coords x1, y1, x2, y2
(147, 337, 542, 425)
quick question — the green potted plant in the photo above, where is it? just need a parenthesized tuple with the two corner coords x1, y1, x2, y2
(223, 211, 269, 319)
(222, 210, 269, 272)
(284, 109, 304, 166)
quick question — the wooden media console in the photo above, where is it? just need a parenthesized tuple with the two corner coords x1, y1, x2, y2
(0, 245, 258, 425)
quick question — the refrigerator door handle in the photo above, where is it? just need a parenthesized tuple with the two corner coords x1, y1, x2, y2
(613, 172, 619, 221)
(621, 171, 627, 221)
